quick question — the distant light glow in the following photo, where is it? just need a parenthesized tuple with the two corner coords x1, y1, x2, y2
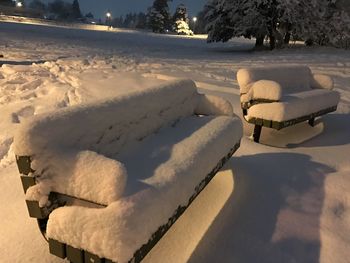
(106, 12, 111, 18)
(16, 2, 23, 7)
(192, 17, 197, 22)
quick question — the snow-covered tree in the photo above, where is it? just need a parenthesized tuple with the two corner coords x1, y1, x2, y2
(148, 7, 166, 32)
(0, 0, 15, 6)
(173, 3, 189, 23)
(206, 0, 350, 49)
(29, 0, 46, 11)
(175, 19, 193, 35)
(48, 0, 71, 19)
(136, 12, 147, 29)
(323, 1, 350, 48)
(147, 0, 172, 33)
(85, 12, 93, 18)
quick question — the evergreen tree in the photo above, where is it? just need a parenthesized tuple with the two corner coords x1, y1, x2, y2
(193, 8, 209, 34)
(0, 0, 15, 6)
(206, 0, 239, 44)
(175, 19, 193, 35)
(111, 16, 123, 27)
(48, 0, 71, 19)
(206, 0, 344, 49)
(148, 7, 165, 32)
(173, 3, 188, 23)
(136, 12, 147, 29)
(85, 12, 93, 19)
(147, 0, 172, 32)
(71, 0, 82, 19)
(29, 0, 46, 11)
(123, 13, 138, 28)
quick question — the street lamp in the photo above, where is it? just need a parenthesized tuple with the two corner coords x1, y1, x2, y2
(16, 2, 23, 7)
(192, 17, 197, 34)
(106, 11, 112, 29)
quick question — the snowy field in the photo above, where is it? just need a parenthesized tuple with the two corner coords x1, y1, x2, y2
(1, 21, 350, 263)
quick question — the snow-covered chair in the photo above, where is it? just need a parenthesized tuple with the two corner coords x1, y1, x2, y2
(14, 79, 242, 263)
(237, 66, 340, 142)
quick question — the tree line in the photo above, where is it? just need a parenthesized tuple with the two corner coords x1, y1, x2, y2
(205, 0, 350, 49)
(0, 0, 84, 20)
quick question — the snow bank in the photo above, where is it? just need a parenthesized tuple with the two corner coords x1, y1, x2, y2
(46, 115, 242, 263)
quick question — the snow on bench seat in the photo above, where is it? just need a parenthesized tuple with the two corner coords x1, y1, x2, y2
(246, 88, 340, 122)
(46, 114, 242, 263)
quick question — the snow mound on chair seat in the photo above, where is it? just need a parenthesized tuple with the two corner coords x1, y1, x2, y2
(26, 151, 128, 206)
(46, 115, 243, 263)
(247, 89, 340, 122)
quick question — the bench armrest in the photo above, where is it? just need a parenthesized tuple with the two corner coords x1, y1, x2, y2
(194, 94, 233, 116)
(311, 74, 334, 90)
(26, 150, 128, 207)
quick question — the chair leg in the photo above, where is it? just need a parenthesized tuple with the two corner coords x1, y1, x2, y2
(253, 125, 262, 143)
(308, 118, 315, 127)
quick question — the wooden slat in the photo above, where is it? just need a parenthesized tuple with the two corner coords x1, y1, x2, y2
(25, 200, 46, 219)
(67, 245, 84, 263)
(49, 239, 66, 259)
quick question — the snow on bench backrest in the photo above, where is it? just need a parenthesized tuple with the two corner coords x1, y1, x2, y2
(237, 66, 312, 95)
(14, 79, 198, 158)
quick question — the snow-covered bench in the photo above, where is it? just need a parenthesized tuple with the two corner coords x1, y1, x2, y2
(14, 79, 242, 263)
(237, 66, 340, 142)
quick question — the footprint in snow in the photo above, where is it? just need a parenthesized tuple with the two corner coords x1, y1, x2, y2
(11, 106, 35, 123)
(19, 79, 43, 91)
(332, 202, 345, 218)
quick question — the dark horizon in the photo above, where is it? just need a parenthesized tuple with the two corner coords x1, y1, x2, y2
(42, 0, 208, 19)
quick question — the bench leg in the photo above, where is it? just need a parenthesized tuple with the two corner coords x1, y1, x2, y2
(308, 118, 315, 127)
(253, 125, 262, 143)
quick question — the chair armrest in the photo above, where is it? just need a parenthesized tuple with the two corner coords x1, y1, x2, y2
(311, 74, 334, 90)
(250, 80, 282, 101)
(194, 94, 233, 116)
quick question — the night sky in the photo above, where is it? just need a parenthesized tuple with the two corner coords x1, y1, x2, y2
(59, 0, 208, 19)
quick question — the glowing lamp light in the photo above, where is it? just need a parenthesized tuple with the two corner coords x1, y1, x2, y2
(106, 12, 111, 18)
(192, 17, 197, 23)
(16, 2, 23, 7)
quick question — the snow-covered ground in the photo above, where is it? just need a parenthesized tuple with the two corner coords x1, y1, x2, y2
(0, 21, 350, 263)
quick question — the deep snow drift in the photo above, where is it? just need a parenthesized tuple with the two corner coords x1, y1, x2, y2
(0, 21, 350, 263)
